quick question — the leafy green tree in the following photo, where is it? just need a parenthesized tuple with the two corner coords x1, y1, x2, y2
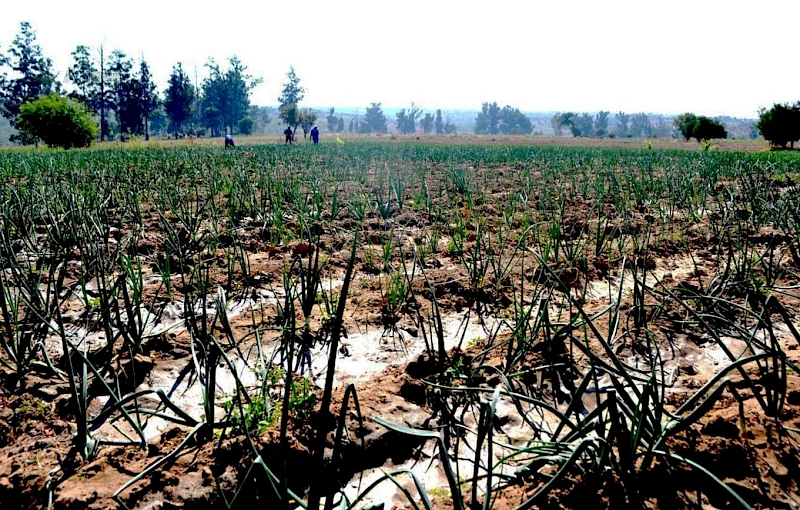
(615, 112, 630, 137)
(434, 109, 444, 134)
(692, 117, 727, 142)
(97, 45, 112, 141)
(200, 57, 261, 136)
(138, 59, 159, 140)
(108, 51, 138, 137)
(238, 117, 253, 136)
(571, 113, 592, 137)
(630, 113, 652, 138)
(474, 102, 500, 134)
(337, 117, 344, 132)
(396, 103, 421, 134)
(278, 67, 304, 133)
(67, 45, 99, 108)
(279, 103, 300, 137)
(443, 113, 457, 134)
(164, 63, 195, 137)
(674, 113, 726, 142)
(550, 114, 563, 136)
(361, 103, 388, 133)
(498, 106, 532, 135)
(326, 107, 338, 132)
(0, 22, 59, 143)
(556, 112, 582, 136)
(594, 111, 609, 137)
(16, 94, 98, 148)
(674, 113, 698, 141)
(223, 57, 260, 135)
(420, 112, 434, 133)
(299, 109, 317, 138)
(756, 103, 800, 149)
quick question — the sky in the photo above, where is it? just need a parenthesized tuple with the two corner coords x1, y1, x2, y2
(1, 0, 798, 119)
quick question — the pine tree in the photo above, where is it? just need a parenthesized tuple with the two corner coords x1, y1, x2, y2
(0, 22, 59, 143)
(164, 63, 195, 137)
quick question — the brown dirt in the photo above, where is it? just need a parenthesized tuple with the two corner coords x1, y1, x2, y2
(1, 144, 799, 509)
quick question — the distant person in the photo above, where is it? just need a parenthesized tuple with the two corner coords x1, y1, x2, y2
(284, 126, 294, 144)
(224, 134, 235, 148)
(310, 126, 320, 145)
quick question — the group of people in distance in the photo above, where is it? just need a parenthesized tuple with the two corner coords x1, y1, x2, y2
(283, 126, 319, 145)
(224, 126, 320, 148)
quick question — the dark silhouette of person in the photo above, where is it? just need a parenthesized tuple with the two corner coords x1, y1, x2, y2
(224, 134, 235, 148)
(284, 127, 294, 144)
(310, 126, 319, 145)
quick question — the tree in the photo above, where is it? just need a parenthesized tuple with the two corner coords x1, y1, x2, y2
(396, 103, 421, 134)
(474, 102, 500, 134)
(164, 63, 195, 137)
(443, 113, 457, 134)
(556, 112, 584, 137)
(299, 109, 317, 138)
(138, 59, 159, 140)
(326, 107, 338, 132)
(629, 113, 652, 138)
(420, 112, 434, 133)
(581, 114, 595, 136)
(222, 57, 260, 135)
(692, 117, 727, 142)
(200, 57, 261, 136)
(97, 45, 111, 141)
(337, 117, 344, 132)
(756, 103, 800, 149)
(674, 113, 698, 141)
(615, 112, 630, 138)
(67, 45, 99, 108)
(361, 103, 388, 133)
(278, 67, 305, 134)
(498, 106, 532, 135)
(278, 67, 304, 107)
(16, 94, 98, 149)
(434, 109, 444, 134)
(550, 114, 563, 136)
(0, 22, 59, 143)
(674, 113, 726, 142)
(594, 111, 610, 137)
(238, 117, 253, 136)
(108, 50, 138, 137)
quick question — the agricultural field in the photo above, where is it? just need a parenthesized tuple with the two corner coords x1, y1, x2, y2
(1, 140, 800, 509)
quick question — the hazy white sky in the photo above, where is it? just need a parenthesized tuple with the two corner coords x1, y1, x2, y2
(1, 0, 797, 118)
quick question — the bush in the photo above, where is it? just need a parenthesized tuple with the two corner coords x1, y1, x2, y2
(16, 94, 98, 149)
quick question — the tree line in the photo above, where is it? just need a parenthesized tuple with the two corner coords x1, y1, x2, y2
(0, 22, 262, 144)
(0, 22, 461, 146)
(3, 21, 797, 149)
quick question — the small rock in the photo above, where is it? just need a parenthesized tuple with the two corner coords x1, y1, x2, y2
(33, 386, 59, 400)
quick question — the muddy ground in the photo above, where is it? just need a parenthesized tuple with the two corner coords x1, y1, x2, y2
(1, 144, 799, 509)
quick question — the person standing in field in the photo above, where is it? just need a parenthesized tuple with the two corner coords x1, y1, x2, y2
(284, 126, 294, 144)
(224, 134, 235, 148)
(310, 126, 320, 145)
